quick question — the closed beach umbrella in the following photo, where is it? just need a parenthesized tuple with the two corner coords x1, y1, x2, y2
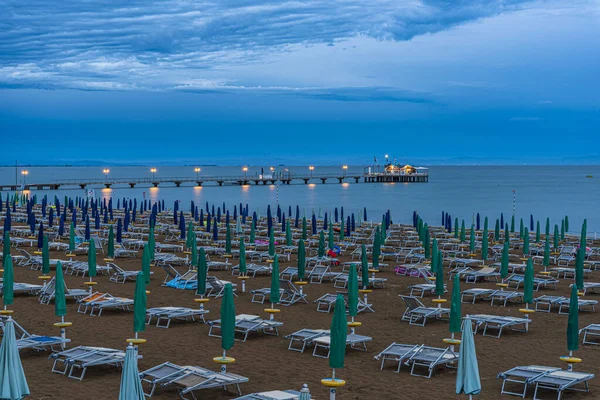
(575, 247, 584, 292)
(286, 221, 292, 246)
(55, 261, 67, 318)
(330, 294, 347, 369)
(298, 240, 306, 281)
(270, 255, 280, 304)
(249, 219, 255, 243)
(186, 222, 194, 249)
(348, 262, 358, 318)
(494, 219, 500, 242)
(435, 250, 444, 296)
(454, 217, 459, 238)
(476, 213, 480, 231)
(561, 220, 565, 241)
(0, 317, 30, 399)
(212, 220, 218, 242)
(190, 234, 197, 267)
(148, 227, 155, 260)
(361, 244, 369, 289)
(268, 228, 275, 257)
(225, 225, 231, 254)
(118, 344, 144, 400)
(545, 217, 550, 237)
(239, 239, 246, 276)
(2, 232, 10, 270)
(449, 274, 462, 334)
(456, 318, 481, 397)
(311, 214, 317, 235)
(469, 225, 475, 254)
(69, 222, 75, 253)
(318, 231, 325, 257)
(524, 259, 534, 305)
(567, 285, 579, 353)
(543, 236, 550, 268)
(565, 215, 569, 232)
(328, 227, 334, 249)
(372, 228, 380, 270)
(580, 220, 587, 249)
(88, 240, 97, 279)
(431, 238, 438, 272)
(536, 221, 541, 243)
(42, 235, 50, 276)
(504, 223, 510, 246)
(519, 218, 523, 238)
(235, 217, 242, 235)
(117, 219, 122, 243)
(142, 246, 151, 285)
(340, 218, 345, 242)
(523, 228, 530, 255)
(220, 284, 236, 355)
(107, 225, 115, 259)
(501, 242, 509, 280)
(481, 225, 488, 261)
(554, 225, 559, 250)
(37, 222, 44, 249)
(197, 248, 207, 295)
(134, 272, 147, 335)
(2, 256, 14, 310)
(510, 215, 515, 233)
(302, 217, 307, 240)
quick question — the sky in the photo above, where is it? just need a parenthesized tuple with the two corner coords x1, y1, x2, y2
(0, 0, 599, 165)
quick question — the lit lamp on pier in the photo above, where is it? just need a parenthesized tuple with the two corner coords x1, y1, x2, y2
(309, 165, 314, 178)
(103, 168, 110, 182)
(342, 165, 348, 177)
(150, 168, 157, 180)
(21, 170, 29, 186)
(194, 167, 201, 179)
(242, 166, 248, 178)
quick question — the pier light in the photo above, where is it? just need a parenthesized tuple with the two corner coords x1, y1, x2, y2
(103, 169, 110, 181)
(194, 167, 201, 179)
(21, 170, 28, 185)
(342, 165, 348, 177)
(270, 166, 275, 172)
(309, 165, 314, 178)
(150, 168, 157, 180)
(242, 166, 248, 178)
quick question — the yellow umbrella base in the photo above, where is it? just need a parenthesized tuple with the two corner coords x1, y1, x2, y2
(321, 378, 346, 387)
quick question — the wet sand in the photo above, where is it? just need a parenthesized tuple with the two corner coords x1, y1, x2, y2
(5, 230, 600, 400)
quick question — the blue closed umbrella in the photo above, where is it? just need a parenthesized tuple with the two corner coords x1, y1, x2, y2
(0, 317, 30, 399)
(118, 344, 144, 400)
(456, 318, 481, 397)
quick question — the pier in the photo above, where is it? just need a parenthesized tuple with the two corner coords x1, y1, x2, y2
(0, 170, 428, 191)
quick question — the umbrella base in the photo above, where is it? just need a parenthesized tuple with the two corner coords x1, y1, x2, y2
(126, 338, 146, 344)
(54, 322, 72, 328)
(0, 309, 14, 315)
(321, 378, 346, 387)
(213, 356, 235, 364)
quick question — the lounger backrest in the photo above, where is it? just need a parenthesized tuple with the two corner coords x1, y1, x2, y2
(108, 262, 124, 274)
(401, 296, 424, 310)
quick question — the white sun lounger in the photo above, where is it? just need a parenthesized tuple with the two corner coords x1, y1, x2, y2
(489, 290, 524, 307)
(284, 329, 330, 353)
(374, 343, 421, 372)
(0, 316, 70, 352)
(580, 324, 600, 345)
(505, 274, 559, 291)
(50, 345, 138, 380)
(0, 281, 43, 296)
(234, 390, 306, 400)
(108, 262, 145, 283)
(534, 295, 568, 312)
(533, 370, 594, 400)
(231, 263, 272, 277)
(146, 307, 209, 328)
(38, 276, 88, 305)
(497, 365, 561, 397)
(312, 333, 372, 358)
(208, 314, 282, 342)
(404, 345, 458, 378)
(461, 288, 497, 304)
(467, 314, 531, 338)
(400, 295, 450, 326)
(76, 292, 134, 316)
(558, 298, 597, 315)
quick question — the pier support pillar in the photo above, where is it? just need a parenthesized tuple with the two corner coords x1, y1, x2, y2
(79, 184, 86, 189)
(217, 181, 223, 186)
(174, 181, 181, 187)
(303, 179, 309, 184)
(152, 182, 159, 187)
(104, 183, 112, 188)
(354, 177, 359, 183)
(338, 178, 343, 184)
(196, 182, 202, 187)
(321, 178, 327, 184)
(129, 183, 136, 188)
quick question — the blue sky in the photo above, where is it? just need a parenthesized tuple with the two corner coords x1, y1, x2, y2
(1, 0, 599, 165)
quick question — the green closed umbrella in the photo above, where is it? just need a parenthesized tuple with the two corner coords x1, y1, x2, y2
(372, 228, 380, 270)
(423, 225, 430, 259)
(2, 256, 14, 310)
(380, 215, 386, 243)
(348, 262, 358, 321)
(239, 239, 247, 276)
(235, 216, 242, 235)
(504, 223, 510, 246)
(523, 228, 530, 255)
(435, 249, 444, 296)
(339, 219, 345, 242)
(148, 227, 155, 260)
(567, 285, 579, 354)
(42, 234, 50, 276)
(328, 227, 334, 250)
(575, 247, 584, 292)
(269, 228, 275, 257)
(197, 248, 207, 296)
(553, 225, 559, 250)
(510, 215, 515, 233)
(297, 240, 306, 281)
(469, 225, 475, 254)
(107, 225, 115, 259)
(142, 246, 151, 285)
(543, 236, 550, 270)
(133, 272, 147, 336)
(565, 215, 569, 232)
(318, 231, 325, 258)
(524, 259, 534, 306)
(580, 220, 587, 249)
(545, 217, 550, 237)
(0, 316, 31, 399)
(454, 217, 459, 238)
(225, 225, 232, 254)
(481, 225, 488, 261)
(68, 221, 75, 253)
(190, 234, 197, 267)
(301, 217, 307, 240)
(519, 218, 524, 238)
(494, 219, 500, 242)
(431, 238, 438, 273)
(55, 261, 67, 318)
(329, 294, 347, 370)
(88, 239, 97, 281)
(270, 255, 280, 306)
(286, 220, 292, 246)
(249, 219, 256, 243)
(500, 242, 509, 280)
(561, 220, 565, 241)
(460, 220, 466, 243)
(220, 284, 236, 361)
(361, 244, 369, 289)
(536, 221, 540, 243)
(2, 232, 9, 270)
(449, 274, 462, 335)
(186, 222, 194, 249)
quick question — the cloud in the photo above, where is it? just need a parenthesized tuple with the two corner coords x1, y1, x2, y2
(0, 0, 537, 93)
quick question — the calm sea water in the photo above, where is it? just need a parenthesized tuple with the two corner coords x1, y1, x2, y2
(1, 165, 598, 233)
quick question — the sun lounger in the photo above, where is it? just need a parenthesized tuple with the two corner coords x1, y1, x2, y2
(404, 345, 458, 378)
(76, 292, 134, 316)
(162, 267, 198, 290)
(0, 281, 43, 296)
(234, 390, 307, 400)
(461, 288, 497, 304)
(497, 365, 561, 397)
(146, 307, 209, 328)
(400, 295, 450, 326)
(575, 282, 600, 295)
(284, 329, 329, 353)
(279, 267, 298, 281)
(38, 276, 88, 305)
(374, 343, 421, 372)
(462, 266, 500, 283)
(467, 314, 531, 338)
(533, 370, 594, 400)
(206, 276, 238, 297)
(108, 262, 146, 283)
(489, 290, 524, 307)
(505, 274, 558, 291)
(0, 316, 70, 352)
(314, 292, 372, 313)
(307, 266, 340, 284)
(50, 345, 137, 380)
(534, 295, 567, 313)
(312, 333, 372, 358)
(580, 324, 600, 345)
(231, 263, 272, 277)
(550, 267, 591, 279)
(251, 280, 307, 305)
(140, 362, 248, 398)
(208, 314, 282, 342)
(558, 298, 597, 314)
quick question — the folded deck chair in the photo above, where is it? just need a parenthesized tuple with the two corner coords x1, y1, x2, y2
(206, 276, 238, 298)
(279, 280, 308, 305)
(50, 345, 136, 380)
(250, 287, 283, 304)
(489, 290, 524, 307)
(233, 390, 306, 400)
(284, 329, 329, 353)
(461, 288, 497, 304)
(108, 262, 144, 284)
(533, 295, 567, 313)
(400, 295, 450, 326)
(580, 324, 600, 346)
(140, 362, 188, 397)
(163, 268, 198, 290)
(497, 365, 561, 397)
(374, 343, 421, 372)
(468, 314, 531, 338)
(312, 333, 372, 358)
(404, 345, 458, 378)
(533, 370, 594, 400)
(146, 307, 209, 328)
(279, 267, 298, 281)
(208, 314, 282, 342)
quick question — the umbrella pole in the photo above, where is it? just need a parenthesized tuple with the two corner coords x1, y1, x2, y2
(330, 369, 336, 400)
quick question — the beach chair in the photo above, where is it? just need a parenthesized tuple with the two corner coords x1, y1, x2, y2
(233, 390, 307, 399)
(534, 295, 567, 312)
(580, 324, 600, 345)
(467, 314, 531, 338)
(38, 276, 88, 305)
(461, 288, 497, 304)
(76, 292, 134, 316)
(404, 345, 458, 378)
(0, 281, 43, 296)
(50, 346, 136, 380)
(374, 343, 420, 372)
(408, 275, 447, 298)
(533, 370, 594, 400)
(250, 287, 283, 304)
(208, 314, 282, 342)
(489, 290, 524, 307)
(312, 333, 372, 358)
(108, 262, 144, 283)
(146, 307, 209, 328)
(279, 280, 308, 306)
(462, 267, 500, 283)
(279, 267, 298, 281)
(0, 316, 70, 352)
(556, 254, 576, 266)
(558, 298, 597, 314)
(206, 276, 237, 298)
(284, 329, 329, 353)
(400, 295, 450, 326)
(504, 273, 558, 291)
(497, 365, 561, 397)
(307, 265, 340, 284)
(576, 282, 600, 295)
(142, 364, 248, 398)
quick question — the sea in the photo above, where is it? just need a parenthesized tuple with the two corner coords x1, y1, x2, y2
(1, 165, 598, 234)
